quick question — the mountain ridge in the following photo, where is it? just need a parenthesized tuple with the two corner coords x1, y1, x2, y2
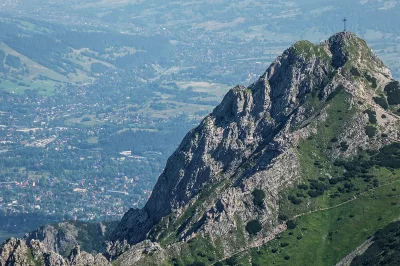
(112, 30, 395, 244)
(1, 31, 400, 266)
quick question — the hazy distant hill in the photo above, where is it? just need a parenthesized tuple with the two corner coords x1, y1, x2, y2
(0, 16, 173, 94)
(3, 0, 400, 83)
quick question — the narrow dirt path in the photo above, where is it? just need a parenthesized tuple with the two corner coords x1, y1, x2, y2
(291, 178, 400, 220)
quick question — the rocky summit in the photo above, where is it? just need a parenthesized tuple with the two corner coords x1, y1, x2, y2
(1, 32, 400, 266)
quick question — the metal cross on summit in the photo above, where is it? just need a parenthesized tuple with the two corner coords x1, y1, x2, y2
(343, 17, 347, 32)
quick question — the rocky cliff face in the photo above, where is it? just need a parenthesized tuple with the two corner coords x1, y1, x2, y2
(0, 237, 109, 266)
(0, 221, 118, 266)
(112, 31, 395, 246)
(111, 32, 399, 265)
(1, 32, 399, 266)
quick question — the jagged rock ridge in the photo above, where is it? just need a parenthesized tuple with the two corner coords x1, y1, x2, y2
(1, 32, 399, 265)
(111, 31, 394, 246)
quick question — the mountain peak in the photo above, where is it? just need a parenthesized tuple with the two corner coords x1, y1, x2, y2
(283, 32, 387, 74)
(326, 31, 388, 72)
(328, 31, 359, 43)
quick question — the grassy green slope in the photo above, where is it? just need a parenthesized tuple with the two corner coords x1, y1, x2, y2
(251, 177, 400, 266)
